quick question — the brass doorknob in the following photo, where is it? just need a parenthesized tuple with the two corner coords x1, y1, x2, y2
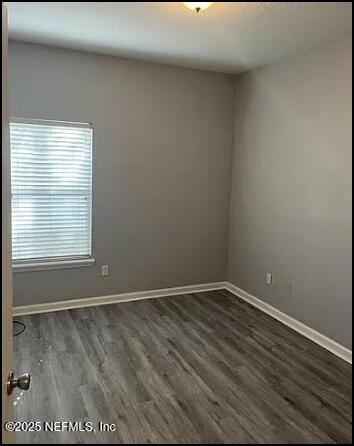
(7, 370, 31, 395)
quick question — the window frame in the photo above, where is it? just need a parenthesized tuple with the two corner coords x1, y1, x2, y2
(10, 117, 95, 272)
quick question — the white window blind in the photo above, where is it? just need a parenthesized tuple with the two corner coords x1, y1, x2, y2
(10, 118, 93, 263)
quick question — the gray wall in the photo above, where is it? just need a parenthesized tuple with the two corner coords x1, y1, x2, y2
(9, 37, 352, 350)
(9, 41, 235, 306)
(228, 36, 352, 349)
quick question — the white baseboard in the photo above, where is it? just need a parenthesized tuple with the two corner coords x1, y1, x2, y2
(12, 281, 226, 317)
(225, 282, 352, 364)
(13, 280, 352, 364)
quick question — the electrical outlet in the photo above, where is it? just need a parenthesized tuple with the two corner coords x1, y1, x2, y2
(101, 264, 109, 277)
(287, 282, 294, 295)
(265, 273, 272, 286)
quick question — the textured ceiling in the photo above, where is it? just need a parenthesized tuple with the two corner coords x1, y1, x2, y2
(7, 2, 353, 74)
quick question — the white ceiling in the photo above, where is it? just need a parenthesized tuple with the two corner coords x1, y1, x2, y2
(7, 2, 353, 74)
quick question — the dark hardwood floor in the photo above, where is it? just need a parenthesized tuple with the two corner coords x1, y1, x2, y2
(13, 290, 352, 444)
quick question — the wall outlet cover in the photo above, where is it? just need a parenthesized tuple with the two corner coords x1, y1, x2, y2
(101, 264, 109, 277)
(287, 282, 294, 295)
(266, 273, 272, 286)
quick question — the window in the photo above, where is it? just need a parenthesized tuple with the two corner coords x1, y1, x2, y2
(10, 118, 94, 271)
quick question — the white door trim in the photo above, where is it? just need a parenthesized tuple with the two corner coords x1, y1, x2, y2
(2, 3, 14, 444)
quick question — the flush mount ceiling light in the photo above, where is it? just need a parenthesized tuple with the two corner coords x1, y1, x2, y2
(183, 2, 214, 13)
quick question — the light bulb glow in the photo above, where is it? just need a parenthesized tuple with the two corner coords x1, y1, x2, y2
(183, 2, 214, 13)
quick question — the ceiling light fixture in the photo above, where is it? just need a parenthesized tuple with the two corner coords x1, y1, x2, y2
(183, 2, 214, 13)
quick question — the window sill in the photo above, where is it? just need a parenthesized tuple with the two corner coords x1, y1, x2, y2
(13, 258, 95, 273)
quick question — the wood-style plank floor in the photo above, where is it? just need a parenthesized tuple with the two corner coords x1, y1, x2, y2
(13, 290, 352, 444)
